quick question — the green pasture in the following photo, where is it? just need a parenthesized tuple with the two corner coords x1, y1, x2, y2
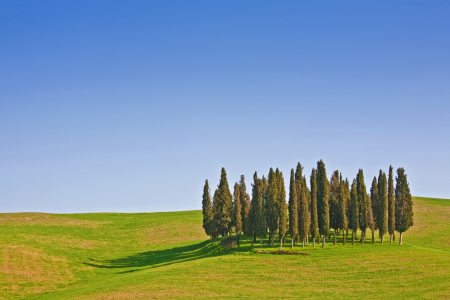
(0, 196, 449, 299)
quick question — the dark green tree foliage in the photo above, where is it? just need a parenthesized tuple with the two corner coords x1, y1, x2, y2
(245, 192, 255, 245)
(303, 176, 311, 244)
(252, 172, 266, 248)
(345, 178, 351, 240)
(295, 163, 303, 243)
(310, 168, 319, 247)
(371, 177, 379, 232)
(213, 168, 233, 236)
(278, 171, 288, 249)
(338, 174, 348, 245)
(239, 175, 250, 241)
(366, 192, 375, 244)
(202, 180, 214, 244)
(350, 180, 358, 245)
(266, 168, 279, 247)
(233, 182, 242, 246)
(395, 168, 414, 245)
(329, 170, 340, 245)
(378, 171, 388, 244)
(316, 160, 330, 248)
(388, 166, 396, 244)
(288, 169, 298, 249)
(298, 175, 310, 248)
(356, 169, 367, 243)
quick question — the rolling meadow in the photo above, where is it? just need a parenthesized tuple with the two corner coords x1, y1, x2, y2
(0, 196, 449, 299)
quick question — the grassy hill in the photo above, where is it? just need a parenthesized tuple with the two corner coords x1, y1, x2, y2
(1, 196, 449, 299)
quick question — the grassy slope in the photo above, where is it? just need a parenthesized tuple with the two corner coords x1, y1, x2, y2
(0, 197, 449, 299)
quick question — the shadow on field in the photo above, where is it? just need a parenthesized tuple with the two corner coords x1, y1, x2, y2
(84, 240, 243, 274)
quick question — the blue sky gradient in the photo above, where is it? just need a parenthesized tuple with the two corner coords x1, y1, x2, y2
(1, 1, 449, 213)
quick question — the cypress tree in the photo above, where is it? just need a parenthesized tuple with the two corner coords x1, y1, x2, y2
(388, 165, 395, 244)
(266, 168, 279, 247)
(367, 192, 375, 244)
(295, 163, 303, 244)
(370, 177, 379, 243)
(212, 168, 232, 237)
(316, 160, 330, 248)
(239, 175, 250, 242)
(278, 171, 288, 249)
(246, 191, 255, 246)
(329, 170, 340, 245)
(298, 175, 310, 249)
(288, 169, 298, 249)
(304, 176, 311, 244)
(310, 168, 319, 248)
(338, 174, 348, 245)
(356, 169, 367, 243)
(378, 171, 388, 244)
(371, 177, 380, 233)
(350, 180, 358, 245)
(345, 178, 351, 241)
(252, 172, 266, 248)
(395, 168, 414, 245)
(202, 180, 214, 244)
(233, 182, 242, 246)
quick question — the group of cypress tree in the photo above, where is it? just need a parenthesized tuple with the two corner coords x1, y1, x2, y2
(202, 162, 414, 248)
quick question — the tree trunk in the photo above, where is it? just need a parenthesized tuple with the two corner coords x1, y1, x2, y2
(399, 232, 403, 245)
(307, 236, 309, 244)
(352, 231, 355, 245)
(342, 230, 346, 245)
(291, 238, 294, 249)
(393, 233, 396, 241)
(237, 234, 240, 247)
(390, 234, 393, 244)
(280, 238, 283, 250)
(313, 238, 315, 248)
(260, 238, 262, 248)
(371, 230, 375, 244)
(322, 235, 326, 248)
(380, 234, 383, 244)
(333, 229, 337, 245)
(210, 235, 213, 245)
(302, 239, 305, 249)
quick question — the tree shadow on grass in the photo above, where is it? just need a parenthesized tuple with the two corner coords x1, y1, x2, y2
(84, 240, 246, 274)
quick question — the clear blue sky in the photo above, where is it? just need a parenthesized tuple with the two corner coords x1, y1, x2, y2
(1, 1, 449, 213)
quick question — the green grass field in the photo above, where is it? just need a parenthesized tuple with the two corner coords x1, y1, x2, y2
(1, 196, 449, 299)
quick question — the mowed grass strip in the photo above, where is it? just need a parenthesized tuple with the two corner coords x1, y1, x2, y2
(0, 197, 449, 299)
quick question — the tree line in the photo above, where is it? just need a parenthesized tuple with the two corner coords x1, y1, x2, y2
(202, 160, 413, 249)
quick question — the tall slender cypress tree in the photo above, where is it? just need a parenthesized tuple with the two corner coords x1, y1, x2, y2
(378, 171, 388, 244)
(266, 168, 279, 247)
(278, 172, 287, 249)
(370, 177, 379, 243)
(295, 163, 303, 244)
(299, 175, 310, 249)
(388, 166, 395, 244)
(395, 168, 414, 245)
(252, 172, 266, 248)
(213, 168, 232, 236)
(233, 182, 242, 246)
(329, 170, 340, 245)
(350, 180, 358, 245)
(310, 168, 319, 248)
(345, 178, 351, 241)
(239, 175, 250, 242)
(246, 192, 255, 246)
(288, 169, 298, 249)
(202, 180, 214, 244)
(371, 177, 380, 233)
(367, 193, 375, 244)
(304, 176, 311, 244)
(356, 169, 367, 243)
(316, 160, 330, 248)
(338, 174, 348, 245)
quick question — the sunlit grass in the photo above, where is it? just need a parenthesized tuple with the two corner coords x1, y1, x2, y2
(0, 197, 449, 299)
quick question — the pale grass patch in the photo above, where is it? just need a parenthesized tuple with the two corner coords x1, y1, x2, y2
(0, 245, 75, 296)
(139, 222, 206, 247)
(0, 213, 108, 228)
